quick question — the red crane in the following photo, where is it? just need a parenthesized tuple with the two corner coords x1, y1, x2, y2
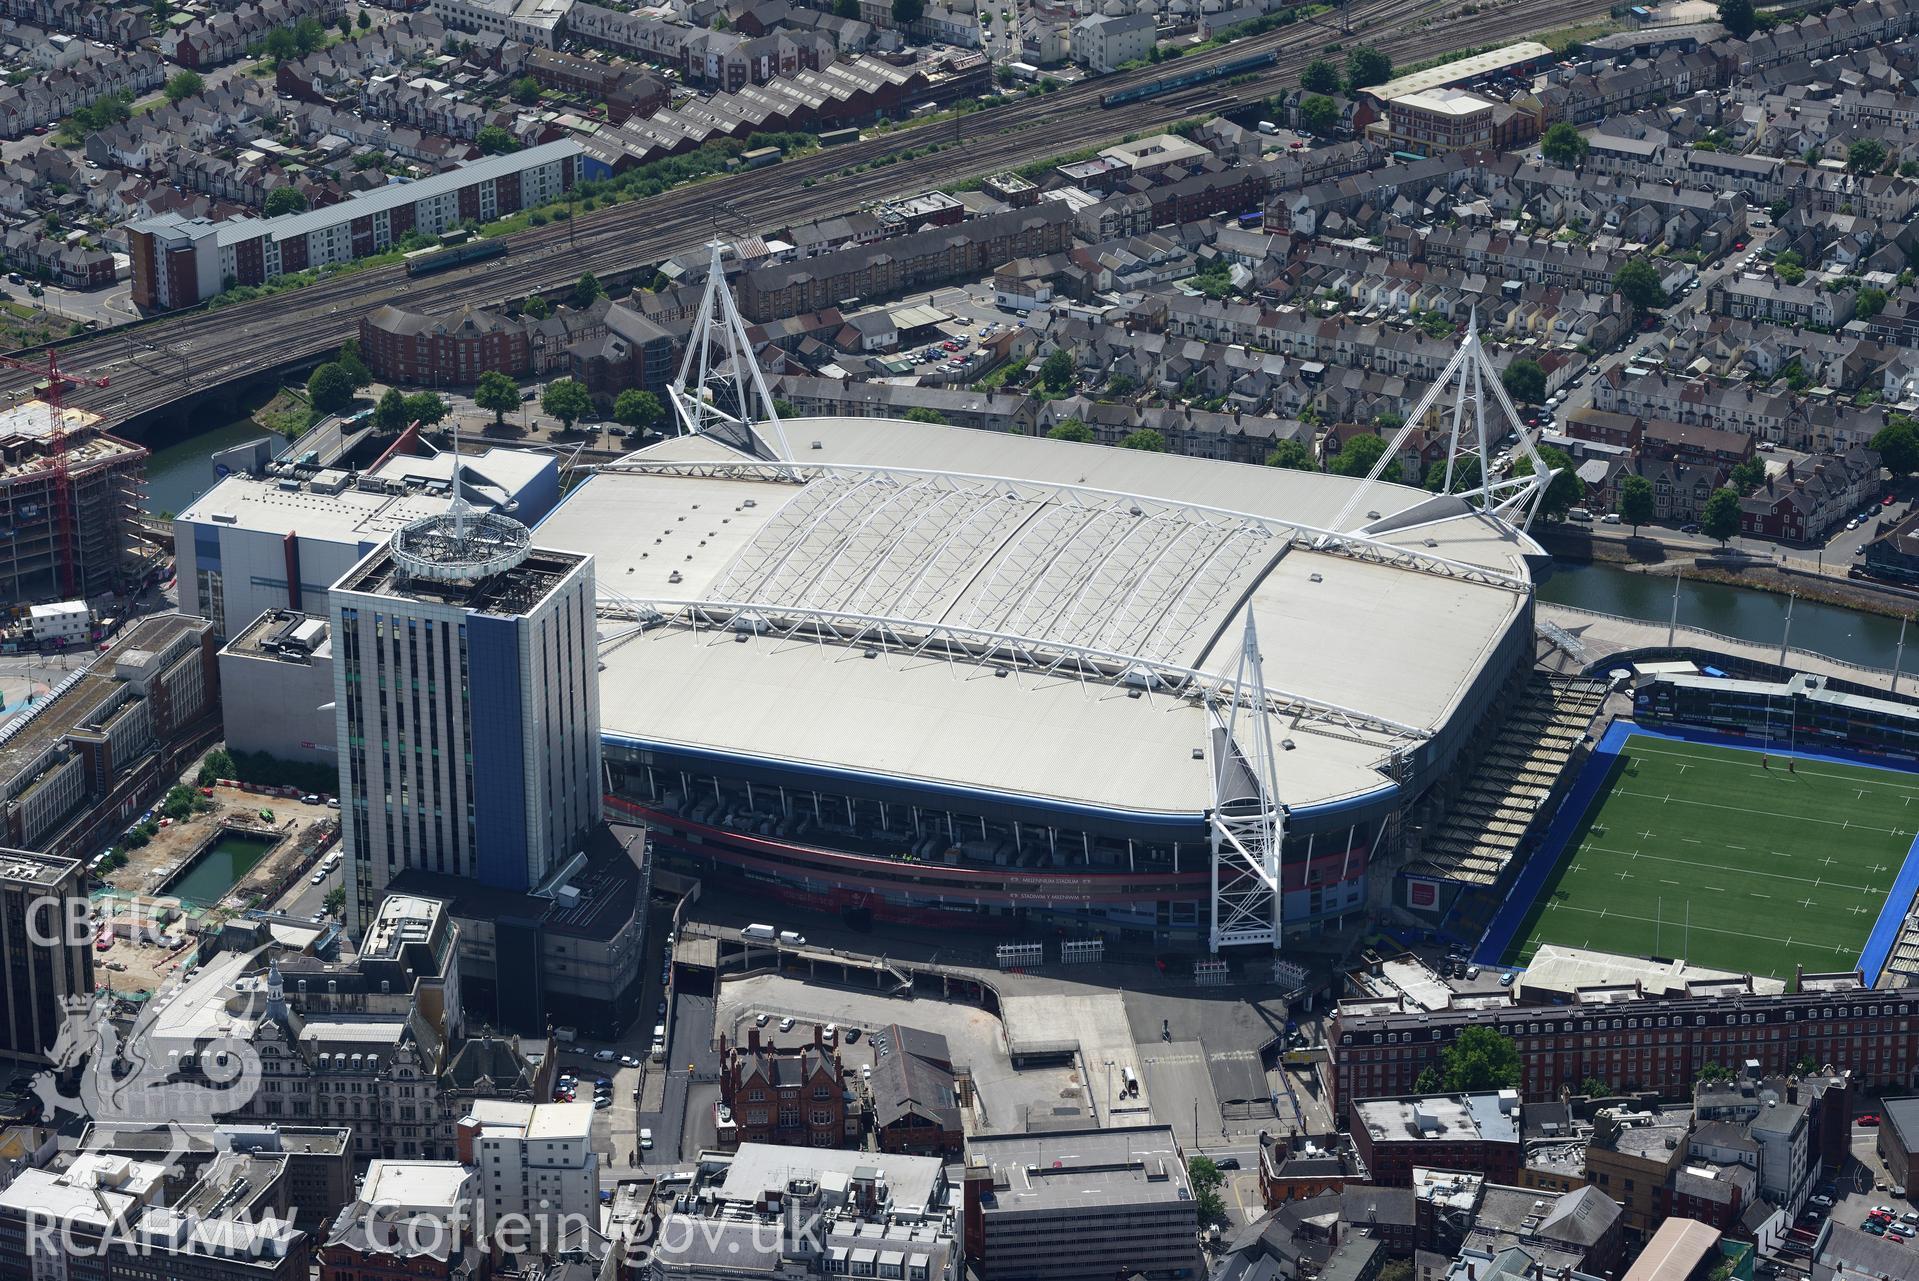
(0, 348, 110, 598)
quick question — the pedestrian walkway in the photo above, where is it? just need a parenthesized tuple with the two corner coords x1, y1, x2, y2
(1538, 603, 1904, 693)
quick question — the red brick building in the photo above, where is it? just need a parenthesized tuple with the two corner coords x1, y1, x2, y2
(361, 305, 531, 385)
(1348, 1093, 1523, 1187)
(721, 1025, 851, 1148)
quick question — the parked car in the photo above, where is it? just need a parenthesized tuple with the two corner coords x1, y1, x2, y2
(1860, 1114, 1884, 1126)
(640, 1129, 653, 1149)
(755, 1012, 770, 1027)
(778, 1017, 795, 1032)
(594, 1049, 617, 1062)
(620, 1054, 641, 1067)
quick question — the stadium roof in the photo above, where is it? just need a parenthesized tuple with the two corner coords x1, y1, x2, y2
(537, 418, 1538, 822)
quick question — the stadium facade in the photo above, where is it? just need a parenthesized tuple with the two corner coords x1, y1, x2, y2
(539, 418, 1543, 949)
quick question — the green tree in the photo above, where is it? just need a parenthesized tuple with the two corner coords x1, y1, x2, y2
(523, 293, 550, 320)
(1299, 94, 1338, 136)
(357, 8, 371, 28)
(1423, 454, 1481, 493)
(891, 0, 924, 25)
(833, 0, 859, 16)
(264, 186, 308, 217)
(476, 125, 518, 154)
(1702, 486, 1743, 544)
(1515, 446, 1583, 522)
(1344, 45, 1391, 90)
(336, 337, 371, 387)
(1329, 433, 1400, 483)
(1729, 456, 1767, 495)
(1614, 257, 1666, 314)
(1698, 1061, 1735, 1084)
(511, 76, 542, 105)
(1500, 358, 1546, 404)
(197, 747, 234, 787)
(1579, 1077, 1614, 1098)
(1541, 121, 1587, 168)
(324, 885, 346, 914)
(294, 16, 325, 51)
(542, 377, 593, 429)
(904, 406, 947, 424)
(372, 385, 410, 432)
(1119, 428, 1165, 451)
(1849, 138, 1888, 175)
(164, 70, 204, 104)
(1858, 287, 1889, 320)
(1718, 0, 1755, 37)
(614, 388, 665, 432)
(573, 272, 604, 309)
(1265, 439, 1316, 470)
(1300, 58, 1340, 94)
(402, 391, 450, 427)
(1873, 415, 1919, 475)
(260, 26, 298, 61)
(1188, 1157, 1227, 1225)
(1412, 1025, 1521, 1093)
(1618, 473, 1655, 532)
(474, 371, 521, 425)
(1047, 418, 1093, 443)
(1039, 347, 1075, 392)
(307, 362, 354, 415)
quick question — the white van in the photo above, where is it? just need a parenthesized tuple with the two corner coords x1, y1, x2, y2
(1568, 507, 1594, 522)
(778, 930, 806, 947)
(742, 923, 777, 941)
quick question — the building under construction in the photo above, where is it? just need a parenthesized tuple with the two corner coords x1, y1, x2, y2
(0, 401, 146, 604)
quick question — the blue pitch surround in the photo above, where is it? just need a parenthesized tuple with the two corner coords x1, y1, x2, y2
(1473, 720, 1919, 984)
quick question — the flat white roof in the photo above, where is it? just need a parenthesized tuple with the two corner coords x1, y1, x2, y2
(362, 1161, 471, 1212)
(541, 418, 1535, 818)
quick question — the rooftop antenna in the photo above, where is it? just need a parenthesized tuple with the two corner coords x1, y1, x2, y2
(670, 240, 794, 473)
(387, 403, 529, 585)
(1327, 310, 1555, 536)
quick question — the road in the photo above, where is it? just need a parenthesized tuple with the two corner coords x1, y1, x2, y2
(0, 0, 1617, 424)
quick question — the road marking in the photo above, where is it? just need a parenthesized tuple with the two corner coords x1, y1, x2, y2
(1612, 788, 1906, 835)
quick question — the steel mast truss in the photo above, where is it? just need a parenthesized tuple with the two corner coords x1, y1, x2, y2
(1208, 612, 1286, 952)
(1328, 312, 1557, 535)
(670, 241, 794, 467)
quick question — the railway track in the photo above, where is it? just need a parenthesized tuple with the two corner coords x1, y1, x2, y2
(34, 0, 1611, 422)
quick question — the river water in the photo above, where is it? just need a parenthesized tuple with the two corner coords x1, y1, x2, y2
(140, 418, 277, 518)
(1538, 560, 1911, 673)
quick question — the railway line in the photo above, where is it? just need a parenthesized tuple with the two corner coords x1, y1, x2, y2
(32, 0, 1610, 424)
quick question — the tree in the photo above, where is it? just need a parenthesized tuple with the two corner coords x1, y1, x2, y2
(1579, 1077, 1614, 1098)
(573, 272, 604, 309)
(357, 8, 371, 28)
(1515, 446, 1583, 522)
(1265, 439, 1316, 470)
(475, 371, 521, 425)
(336, 337, 371, 388)
(1849, 138, 1888, 176)
(294, 15, 325, 51)
(476, 125, 518, 154)
(1614, 257, 1666, 314)
(542, 377, 593, 429)
(372, 385, 409, 432)
(1047, 418, 1093, 443)
(264, 186, 308, 217)
(1329, 433, 1400, 483)
(1423, 455, 1481, 493)
(614, 388, 665, 432)
(1873, 415, 1919, 475)
(261, 26, 298, 61)
(1500, 358, 1546, 404)
(164, 70, 204, 104)
(1729, 456, 1767, 496)
(197, 747, 234, 787)
(511, 76, 542, 105)
(306, 362, 354, 415)
(1119, 428, 1165, 451)
(402, 391, 450, 427)
(1718, 0, 1755, 37)
(1188, 1157, 1227, 1226)
(1412, 1025, 1521, 1094)
(1039, 347, 1075, 392)
(324, 885, 346, 915)
(1541, 121, 1587, 168)
(1702, 486, 1743, 544)
(1299, 94, 1338, 136)
(1858, 286, 1889, 320)
(904, 406, 947, 424)
(1698, 1061, 1735, 1084)
(1344, 45, 1391, 90)
(1300, 58, 1340, 94)
(1618, 473, 1655, 533)
(523, 293, 550, 320)
(891, 0, 924, 26)
(833, 0, 859, 15)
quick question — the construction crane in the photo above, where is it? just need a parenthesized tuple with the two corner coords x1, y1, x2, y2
(0, 348, 110, 598)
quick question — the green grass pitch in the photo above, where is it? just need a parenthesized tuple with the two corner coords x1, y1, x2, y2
(1501, 735, 1919, 980)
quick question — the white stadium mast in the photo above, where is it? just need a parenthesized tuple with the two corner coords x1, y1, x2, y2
(669, 240, 794, 468)
(1207, 612, 1287, 952)
(1328, 311, 1557, 535)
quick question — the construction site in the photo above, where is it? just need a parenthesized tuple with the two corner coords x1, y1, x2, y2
(0, 357, 146, 605)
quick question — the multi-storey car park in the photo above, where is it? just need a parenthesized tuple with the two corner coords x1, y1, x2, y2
(534, 267, 1558, 951)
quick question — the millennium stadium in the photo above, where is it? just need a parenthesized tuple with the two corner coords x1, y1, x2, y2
(536, 255, 1560, 951)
